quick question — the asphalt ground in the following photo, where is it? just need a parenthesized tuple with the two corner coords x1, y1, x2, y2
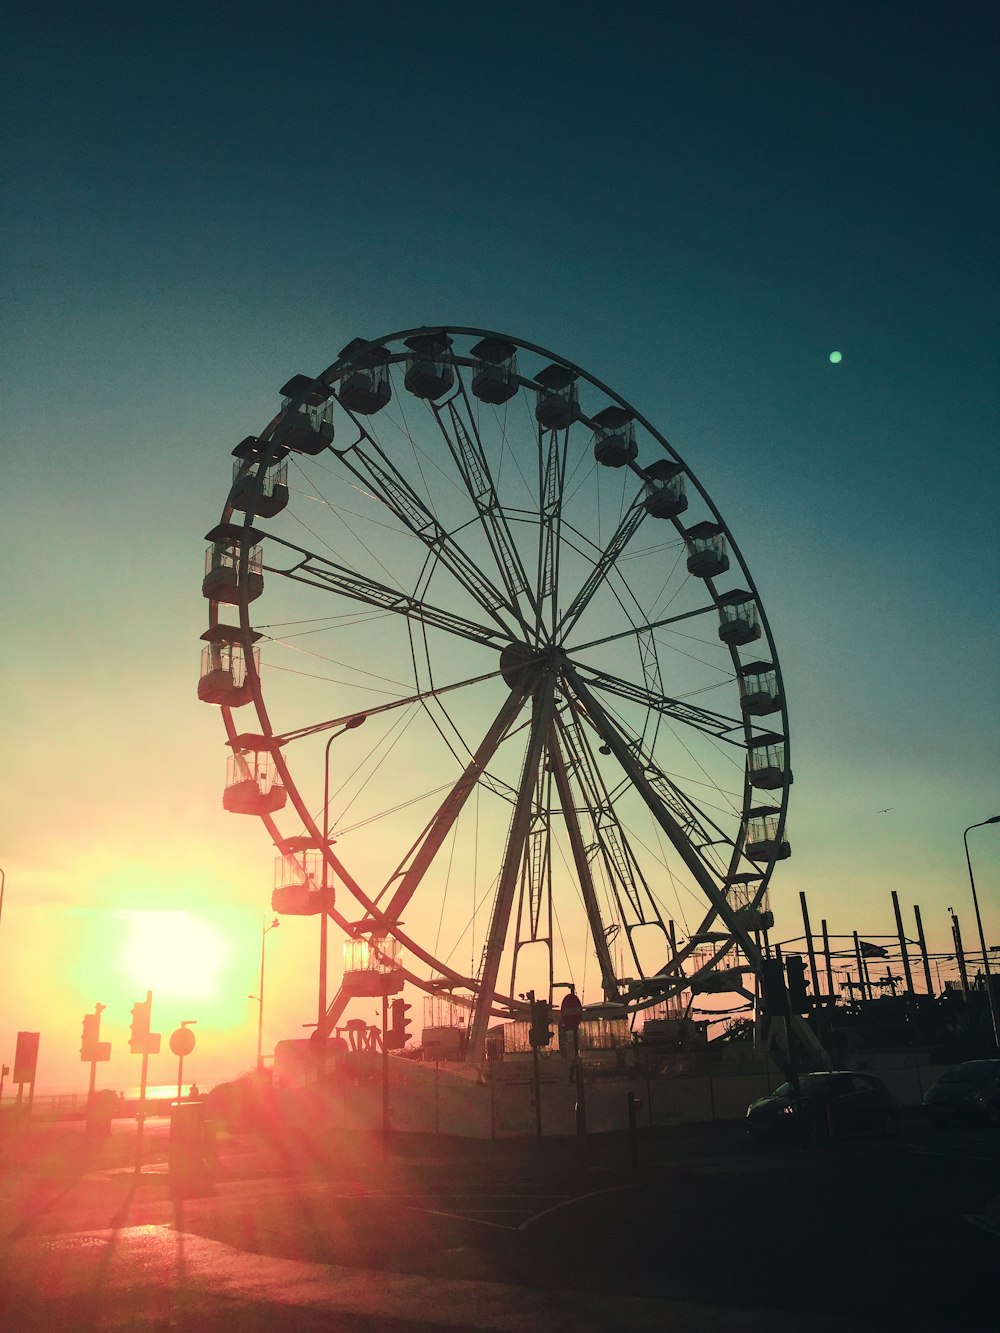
(1, 1107, 998, 1331)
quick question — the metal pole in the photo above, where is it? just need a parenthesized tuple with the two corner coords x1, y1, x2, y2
(891, 891, 915, 996)
(528, 991, 543, 1141)
(257, 923, 266, 1071)
(964, 819, 1000, 1051)
(914, 904, 934, 995)
(134, 1051, 149, 1174)
(256, 918, 279, 1071)
(627, 1090, 639, 1167)
(319, 732, 336, 1085)
(853, 932, 866, 1001)
(381, 991, 390, 1143)
(573, 1025, 587, 1136)
(821, 919, 834, 1003)
(950, 909, 970, 996)
(799, 892, 821, 1003)
(314, 712, 365, 1080)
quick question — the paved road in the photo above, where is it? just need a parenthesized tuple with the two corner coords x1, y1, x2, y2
(1, 1112, 997, 1331)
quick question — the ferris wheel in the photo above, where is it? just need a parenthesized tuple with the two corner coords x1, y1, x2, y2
(200, 327, 792, 1063)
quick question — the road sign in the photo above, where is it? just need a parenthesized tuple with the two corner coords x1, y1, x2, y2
(13, 1032, 40, 1084)
(560, 993, 583, 1030)
(170, 1026, 196, 1058)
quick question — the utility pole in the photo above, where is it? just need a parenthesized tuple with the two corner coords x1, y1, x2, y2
(964, 818, 1000, 1050)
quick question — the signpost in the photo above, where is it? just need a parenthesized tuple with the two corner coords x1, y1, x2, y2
(129, 992, 161, 1172)
(381, 994, 390, 1153)
(80, 1003, 111, 1114)
(526, 990, 546, 1140)
(560, 992, 587, 1136)
(170, 1022, 197, 1100)
(13, 1032, 39, 1113)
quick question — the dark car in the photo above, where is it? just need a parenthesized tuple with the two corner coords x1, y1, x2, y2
(922, 1060, 1000, 1126)
(746, 1071, 899, 1142)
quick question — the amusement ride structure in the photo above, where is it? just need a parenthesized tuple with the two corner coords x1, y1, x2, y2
(199, 328, 794, 1066)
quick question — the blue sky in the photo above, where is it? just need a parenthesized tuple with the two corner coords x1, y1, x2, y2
(2, 2, 997, 1090)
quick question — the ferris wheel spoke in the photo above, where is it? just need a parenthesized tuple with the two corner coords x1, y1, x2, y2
(568, 597, 722, 656)
(366, 683, 533, 927)
(507, 773, 554, 1002)
(547, 722, 625, 1003)
(535, 426, 569, 636)
(563, 665, 759, 957)
(467, 676, 558, 1062)
(429, 394, 539, 635)
(553, 702, 668, 954)
(261, 534, 512, 650)
(330, 429, 523, 634)
(555, 495, 648, 641)
(267, 665, 509, 745)
(565, 678, 744, 877)
(572, 663, 744, 742)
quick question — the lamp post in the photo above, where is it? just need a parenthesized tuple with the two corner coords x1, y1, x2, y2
(251, 917, 280, 1071)
(964, 817, 1000, 1051)
(319, 716, 367, 1042)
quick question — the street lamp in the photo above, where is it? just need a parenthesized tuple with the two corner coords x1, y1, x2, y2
(319, 716, 367, 1031)
(251, 916, 280, 1071)
(964, 816, 1000, 1051)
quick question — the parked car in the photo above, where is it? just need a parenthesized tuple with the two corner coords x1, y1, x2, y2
(746, 1071, 899, 1142)
(922, 1060, 1000, 1126)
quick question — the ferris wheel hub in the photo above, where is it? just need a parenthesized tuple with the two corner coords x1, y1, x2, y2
(499, 641, 561, 691)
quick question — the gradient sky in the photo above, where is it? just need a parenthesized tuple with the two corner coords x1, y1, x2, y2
(2, 2, 997, 1094)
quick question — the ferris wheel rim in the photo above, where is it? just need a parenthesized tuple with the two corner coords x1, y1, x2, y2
(208, 325, 792, 1031)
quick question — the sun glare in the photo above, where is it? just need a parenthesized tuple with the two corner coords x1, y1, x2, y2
(118, 910, 230, 1002)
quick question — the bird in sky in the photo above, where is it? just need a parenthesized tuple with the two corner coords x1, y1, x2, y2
(877, 808, 893, 814)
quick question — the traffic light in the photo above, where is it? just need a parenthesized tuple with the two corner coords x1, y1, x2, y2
(530, 997, 553, 1048)
(81, 1012, 99, 1061)
(80, 1007, 111, 1063)
(386, 998, 412, 1050)
(785, 956, 810, 1012)
(129, 993, 161, 1055)
(759, 957, 789, 1017)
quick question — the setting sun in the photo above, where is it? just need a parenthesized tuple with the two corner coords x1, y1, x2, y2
(117, 910, 231, 1003)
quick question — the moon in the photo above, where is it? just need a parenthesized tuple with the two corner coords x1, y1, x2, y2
(829, 350, 843, 364)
